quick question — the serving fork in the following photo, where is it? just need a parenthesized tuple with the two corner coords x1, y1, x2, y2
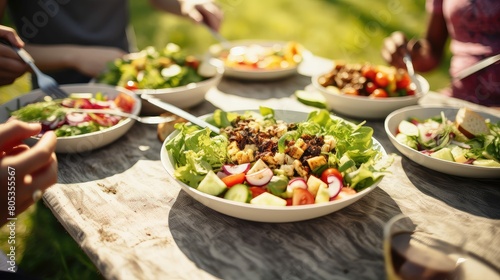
(0, 39, 69, 99)
(64, 108, 177, 124)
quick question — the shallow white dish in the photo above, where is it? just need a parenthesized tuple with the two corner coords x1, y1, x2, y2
(161, 110, 386, 223)
(385, 105, 500, 178)
(209, 40, 301, 81)
(312, 73, 429, 120)
(132, 64, 223, 114)
(0, 84, 141, 153)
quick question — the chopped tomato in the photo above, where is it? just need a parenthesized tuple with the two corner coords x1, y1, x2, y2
(285, 198, 293, 206)
(370, 88, 388, 98)
(292, 188, 314, 206)
(321, 168, 343, 184)
(185, 55, 200, 70)
(221, 173, 246, 188)
(114, 92, 136, 113)
(249, 186, 266, 198)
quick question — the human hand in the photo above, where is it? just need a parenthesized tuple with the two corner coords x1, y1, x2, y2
(72, 46, 127, 78)
(0, 120, 58, 225)
(0, 25, 30, 86)
(381, 31, 411, 70)
(181, 0, 223, 31)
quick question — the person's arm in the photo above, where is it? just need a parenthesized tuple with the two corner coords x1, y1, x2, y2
(148, 0, 223, 31)
(0, 120, 58, 225)
(382, 9, 448, 72)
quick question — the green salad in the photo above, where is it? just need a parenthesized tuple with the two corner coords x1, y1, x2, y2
(97, 43, 207, 90)
(165, 108, 393, 206)
(395, 109, 500, 167)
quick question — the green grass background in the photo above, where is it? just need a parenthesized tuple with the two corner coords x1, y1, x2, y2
(1, 0, 450, 278)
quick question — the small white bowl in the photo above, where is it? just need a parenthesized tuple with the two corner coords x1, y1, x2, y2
(312, 73, 429, 120)
(0, 84, 141, 153)
(385, 105, 500, 178)
(160, 110, 387, 223)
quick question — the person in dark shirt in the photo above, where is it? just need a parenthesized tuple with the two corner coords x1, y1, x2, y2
(0, 0, 223, 85)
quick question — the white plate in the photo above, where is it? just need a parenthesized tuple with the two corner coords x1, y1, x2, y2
(161, 110, 387, 223)
(209, 40, 301, 81)
(385, 105, 500, 178)
(312, 73, 429, 120)
(0, 84, 141, 153)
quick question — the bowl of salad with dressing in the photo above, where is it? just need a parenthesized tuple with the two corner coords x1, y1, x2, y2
(1, 84, 141, 153)
(385, 105, 500, 178)
(161, 107, 394, 222)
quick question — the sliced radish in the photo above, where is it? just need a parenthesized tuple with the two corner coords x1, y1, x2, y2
(287, 177, 307, 191)
(326, 175, 343, 199)
(66, 113, 90, 125)
(222, 163, 251, 175)
(245, 168, 273, 186)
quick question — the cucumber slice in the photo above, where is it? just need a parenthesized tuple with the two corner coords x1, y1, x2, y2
(295, 90, 327, 109)
(197, 170, 227, 196)
(472, 159, 500, 167)
(430, 148, 454, 162)
(250, 192, 287, 206)
(398, 120, 419, 136)
(224, 184, 252, 203)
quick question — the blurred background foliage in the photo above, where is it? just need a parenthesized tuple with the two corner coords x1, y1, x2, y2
(1, 0, 450, 279)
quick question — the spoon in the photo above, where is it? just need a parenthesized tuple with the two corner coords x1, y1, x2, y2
(403, 53, 423, 94)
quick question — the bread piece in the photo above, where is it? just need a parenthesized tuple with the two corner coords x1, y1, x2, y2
(455, 108, 490, 139)
(157, 113, 187, 142)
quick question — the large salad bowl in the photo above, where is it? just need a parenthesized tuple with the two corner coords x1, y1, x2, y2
(161, 110, 390, 222)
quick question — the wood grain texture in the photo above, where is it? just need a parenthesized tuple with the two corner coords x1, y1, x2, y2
(43, 57, 500, 280)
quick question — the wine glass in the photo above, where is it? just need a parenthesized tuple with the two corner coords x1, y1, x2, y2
(383, 214, 467, 280)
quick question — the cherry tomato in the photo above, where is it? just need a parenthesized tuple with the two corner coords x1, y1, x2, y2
(221, 173, 246, 188)
(361, 65, 376, 81)
(124, 80, 138, 91)
(365, 82, 377, 94)
(374, 72, 389, 87)
(370, 88, 388, 98)
(292, 188, 315, 206)
(249, 186, 266, 198)
(396, 70, 411, 89)
(321, 168, 343, 184)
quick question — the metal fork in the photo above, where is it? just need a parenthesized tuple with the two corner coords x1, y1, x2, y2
(64, 108, 177, 124)
(0, 38, 69, 99)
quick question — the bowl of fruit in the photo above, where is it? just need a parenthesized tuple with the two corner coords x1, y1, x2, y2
(311, 62, 429, 119)
(161, 108, 394, 222)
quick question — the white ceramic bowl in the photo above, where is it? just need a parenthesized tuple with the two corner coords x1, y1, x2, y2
(161, 110, 387, 223)
(0, 84, 141, 153)
(209, 40, 302, 81)
(132, 64, 223, 114)
(312, 73, 429, 120)
(385, 105, 500, 178)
